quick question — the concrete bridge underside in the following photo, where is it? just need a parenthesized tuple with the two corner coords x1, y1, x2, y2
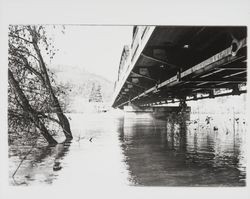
(112, 26, 247, 109)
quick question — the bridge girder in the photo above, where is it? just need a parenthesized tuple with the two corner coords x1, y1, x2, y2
(112, 26, 247, 108)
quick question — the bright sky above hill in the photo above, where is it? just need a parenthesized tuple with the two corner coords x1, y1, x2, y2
(50, 25, 133, 82)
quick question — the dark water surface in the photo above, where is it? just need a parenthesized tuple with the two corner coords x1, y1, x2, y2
(9, 111, 246, 186)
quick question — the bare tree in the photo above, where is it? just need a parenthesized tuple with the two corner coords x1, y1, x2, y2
(8, 25, 73, 144)
(8, 69, 58, 145)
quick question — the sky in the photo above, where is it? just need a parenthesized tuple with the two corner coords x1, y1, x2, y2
(49, 25, 133, 82)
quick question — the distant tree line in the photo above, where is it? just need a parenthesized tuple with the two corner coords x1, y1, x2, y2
(89, 83, 103, 103)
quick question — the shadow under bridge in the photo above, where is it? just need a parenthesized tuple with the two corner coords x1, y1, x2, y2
(111, 26, 247, 109)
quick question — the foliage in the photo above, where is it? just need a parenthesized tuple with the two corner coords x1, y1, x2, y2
(89, 83, 103, 103)
(8, 25, 69, 144)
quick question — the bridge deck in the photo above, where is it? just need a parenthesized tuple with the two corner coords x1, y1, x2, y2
(112, 26, 247, 108)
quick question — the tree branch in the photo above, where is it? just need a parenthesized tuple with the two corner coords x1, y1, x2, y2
(8, 69, 57, 145)
(15, 47, 40, 62)
(9, 33, 33, 44)
(10, 53, 46, 87)
(37, 112, 61, 125)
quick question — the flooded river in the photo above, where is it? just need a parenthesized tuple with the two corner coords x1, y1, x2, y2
(9, 111, 246, 186)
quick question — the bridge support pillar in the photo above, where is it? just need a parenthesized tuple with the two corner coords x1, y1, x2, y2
(123, 101, 191, 120)
(123, 103, 153, 112)
(178, 99, 191, 121)
(179, 99, 187, 110)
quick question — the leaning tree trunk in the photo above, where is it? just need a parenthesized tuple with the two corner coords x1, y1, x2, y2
(31, 31, 73, 140)
(8, 69, 58, 145)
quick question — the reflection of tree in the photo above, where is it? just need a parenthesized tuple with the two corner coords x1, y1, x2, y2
(53, 140, 72, 170)
(29, 140, 71, 167)
(11, 140, 72, 185)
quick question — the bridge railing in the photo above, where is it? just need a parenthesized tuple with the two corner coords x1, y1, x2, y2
(117, 45, 130, 82)
(112, 26, 155, 106)
(131, 26, 149, 66)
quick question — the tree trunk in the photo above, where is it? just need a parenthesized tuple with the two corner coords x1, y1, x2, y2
(32, 39, 73, 140)
(8, 69, 58, 145)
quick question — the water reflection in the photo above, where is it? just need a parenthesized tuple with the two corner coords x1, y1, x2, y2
(119, 112, 246, 186)
(9, 140, 71, 185)
(9, 112, 246, 186)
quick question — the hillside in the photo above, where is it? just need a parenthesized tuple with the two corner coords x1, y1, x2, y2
(51, 65, 114, 112)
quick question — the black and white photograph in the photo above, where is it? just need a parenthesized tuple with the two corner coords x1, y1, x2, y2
(0, 1, 249, 199)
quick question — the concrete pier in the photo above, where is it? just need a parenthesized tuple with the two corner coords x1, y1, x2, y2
(123, 103, 191, 120)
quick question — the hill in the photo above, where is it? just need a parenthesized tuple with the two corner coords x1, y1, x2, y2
(51, 65, 114, 112)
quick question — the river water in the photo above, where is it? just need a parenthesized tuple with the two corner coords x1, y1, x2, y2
(9, 111, 246, 186)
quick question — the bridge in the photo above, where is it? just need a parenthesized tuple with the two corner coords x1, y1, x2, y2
(111, 26, 247, 109)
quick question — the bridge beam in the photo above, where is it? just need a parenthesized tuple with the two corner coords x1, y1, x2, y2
(131, 71, 158, 83)
(112, 26, 247, 109)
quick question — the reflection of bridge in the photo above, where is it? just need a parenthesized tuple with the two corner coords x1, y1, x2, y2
(111, 26, 247, 109)
(118, 112, 245, 186)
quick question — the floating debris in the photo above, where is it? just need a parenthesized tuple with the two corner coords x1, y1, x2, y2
(205, 116, 212, 124)
(53, 162, 62, 171)
(213, 126, 218, 131)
